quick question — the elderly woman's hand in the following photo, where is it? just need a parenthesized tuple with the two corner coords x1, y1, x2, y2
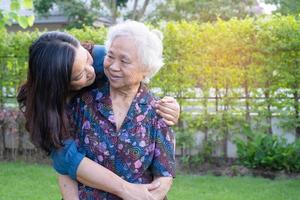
(155, 96, 180, 126)
(121, 182, 159, 200)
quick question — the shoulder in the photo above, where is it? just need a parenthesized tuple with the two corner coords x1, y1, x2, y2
(138, 84, 157, 114)
(138, 85, 169, 128)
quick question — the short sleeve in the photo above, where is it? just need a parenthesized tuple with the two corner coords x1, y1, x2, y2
(92, 45, 106, 75)
(50, 139, 85, 180)
(150, 117, 176, 177)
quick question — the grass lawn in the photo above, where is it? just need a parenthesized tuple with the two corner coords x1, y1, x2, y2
(0, 162, 299, 200)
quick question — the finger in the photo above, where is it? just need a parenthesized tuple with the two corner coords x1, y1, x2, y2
(157, 110, 175, 122)
(163, 118, 175, 126)
(146, 182, 160, 191)
(156, 108, 178, 123)
(156, 103, 178, 116)
(158, 100, 180, 113)
(160, 96, 176, 103)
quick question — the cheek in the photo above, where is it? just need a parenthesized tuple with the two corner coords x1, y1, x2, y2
(71, 78, 89, 90)
(103, 58, 111, 69)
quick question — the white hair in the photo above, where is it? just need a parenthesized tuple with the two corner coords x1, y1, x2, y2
(105, 20, 164, 83)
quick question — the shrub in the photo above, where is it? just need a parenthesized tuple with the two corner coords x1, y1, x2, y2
(235, 131, 300, 172)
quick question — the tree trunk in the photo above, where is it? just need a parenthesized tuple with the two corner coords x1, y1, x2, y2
(215, 87, 219, 112)
(222, 86, 229, 160)
(203, 90, 208, 141)
(110, 0, 118, 24)
(244, 80, 251, 124)
(264, 87, 273, 135)
(137, 0, 150, 20)
(131, 0, 139, 20)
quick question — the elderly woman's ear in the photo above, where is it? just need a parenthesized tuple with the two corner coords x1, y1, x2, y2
(155, 96, 180, 126)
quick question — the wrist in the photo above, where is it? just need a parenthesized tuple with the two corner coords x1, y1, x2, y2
(116, 181, 131, 198)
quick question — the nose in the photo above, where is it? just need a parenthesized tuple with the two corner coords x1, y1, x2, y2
(109, 60, 121, 71)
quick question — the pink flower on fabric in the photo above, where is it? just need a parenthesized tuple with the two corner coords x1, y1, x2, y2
(82, 121, 90, 129)
(135, 104, 141, 113)
(84, 136, 89, 144)
(148, 144, 155, 152)
(140, 126, 146, 134)
(118, 144, 123, 150)
(136, 115, 145, 122)
(155, 149, 161, 157)
(98, 155, 103, 162)
(96, 92, 103, 100)
(134, 160, 142, 169)
(139, 141, 146, 147)
(98, 142, 107, 152)
(166, 133, 171, 142)
(108, 114, 115, 123)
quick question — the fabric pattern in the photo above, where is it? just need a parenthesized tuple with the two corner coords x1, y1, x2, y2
(68, 82, 175, 200)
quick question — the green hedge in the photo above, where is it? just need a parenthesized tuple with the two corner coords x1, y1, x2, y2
(1, 15, 300, 170)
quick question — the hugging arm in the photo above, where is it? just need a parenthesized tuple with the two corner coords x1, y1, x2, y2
(53, 140, 160, 200)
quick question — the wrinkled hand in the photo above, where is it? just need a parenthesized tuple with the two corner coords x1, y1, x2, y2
(122, 182, 160, 200)
(149, 177, 173, 200)
(155, 96, 180, 126)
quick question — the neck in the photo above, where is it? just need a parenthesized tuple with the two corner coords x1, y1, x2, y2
(110, 83, 141, 101)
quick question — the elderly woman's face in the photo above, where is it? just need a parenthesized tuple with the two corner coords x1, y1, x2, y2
(104, 36, 148, 89)
(70, 45, 96, 91)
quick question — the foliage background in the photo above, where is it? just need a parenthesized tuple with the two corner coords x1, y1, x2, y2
(1, 15, 300, 171)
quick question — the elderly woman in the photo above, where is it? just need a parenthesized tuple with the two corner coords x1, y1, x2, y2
(60, 21, 175, 200)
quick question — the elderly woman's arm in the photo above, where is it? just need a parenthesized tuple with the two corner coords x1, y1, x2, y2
(58, 175, 79, 200)
(52, 141, 159, 200)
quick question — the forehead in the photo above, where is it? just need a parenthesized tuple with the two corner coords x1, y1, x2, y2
(72, 45, 87, 75)
(109, 36, 138, 57)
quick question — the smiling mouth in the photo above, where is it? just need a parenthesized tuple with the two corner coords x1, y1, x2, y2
(110, 75, 122, 79)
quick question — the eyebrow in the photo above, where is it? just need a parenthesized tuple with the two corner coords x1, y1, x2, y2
(108, 50, 130, 60)
(107, 50, 114, 55)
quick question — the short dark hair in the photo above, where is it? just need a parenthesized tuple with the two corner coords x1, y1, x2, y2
(17, 31, 79, 154)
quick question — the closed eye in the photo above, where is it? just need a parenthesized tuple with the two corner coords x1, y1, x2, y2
(72, 70, 84, 81)
(121, 59, 130, 64)
(107, 54, 114, 59)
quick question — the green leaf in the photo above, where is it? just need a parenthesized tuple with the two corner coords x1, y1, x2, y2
(17, 16, 28, 29)
(23, 0, 33, 9)
(10, 1, 20, 11)
(9, 12, 18, 21)
(0, 20, 5, 28)
(27, 15, 34, 26)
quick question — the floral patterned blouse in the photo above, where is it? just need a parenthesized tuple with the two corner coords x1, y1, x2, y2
(68, 82, 176, 200)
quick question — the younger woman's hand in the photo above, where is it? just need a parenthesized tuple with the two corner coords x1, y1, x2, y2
(155, 96, 180, 126)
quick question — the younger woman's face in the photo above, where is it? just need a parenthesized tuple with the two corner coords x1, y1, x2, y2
(70, 45, 95, 90)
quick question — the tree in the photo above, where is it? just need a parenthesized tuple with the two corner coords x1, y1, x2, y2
(263, 0, 300, 15)
(33, 0, 101, 28)
(147, 0, 259, 24)
(0, 0, 35, 29)
(33, 0, 151, 28)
